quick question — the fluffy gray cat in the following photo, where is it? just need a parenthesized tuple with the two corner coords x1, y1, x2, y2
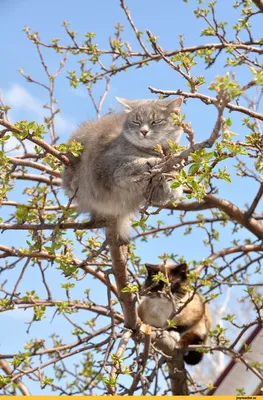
(62, 97, 183, 242)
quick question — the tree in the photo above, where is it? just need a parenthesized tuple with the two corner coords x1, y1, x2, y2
(0, 0, 262, 395)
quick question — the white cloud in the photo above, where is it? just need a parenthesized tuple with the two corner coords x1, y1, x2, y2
(1, 84, 76, 154)
(3, 84, 76, 136)
(68, 85, 88, 99)
(4, 308, 33, 321)
(4, 84, 45, 116)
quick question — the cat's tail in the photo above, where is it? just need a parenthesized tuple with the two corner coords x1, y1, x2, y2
(104, 214, 133, 245)
(116, 214, 133, 244)
(179, 332, 205, 365)
(183, 350, 203, 365)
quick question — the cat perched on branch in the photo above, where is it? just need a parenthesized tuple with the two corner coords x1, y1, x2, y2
(138, 262, 212, 365)
(62, 97, 183, 243)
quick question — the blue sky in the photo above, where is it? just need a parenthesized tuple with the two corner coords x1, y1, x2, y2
(0, 0, 262, 394)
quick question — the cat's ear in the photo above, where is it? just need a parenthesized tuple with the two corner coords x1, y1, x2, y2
(170, 263, 188, 276)
(166, 97, 183, 112)
(145, 263, 159, 273)
(116, 97, 135, 113)
(177, 262, 188, 273)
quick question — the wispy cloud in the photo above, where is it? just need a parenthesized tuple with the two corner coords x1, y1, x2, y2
(3, 84, 76, 136)
(4, 308, 33, 321)
(1, 84, 76, 153)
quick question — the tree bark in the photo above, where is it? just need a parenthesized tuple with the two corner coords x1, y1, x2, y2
(0, 359, 31, 396)
(151, 330, 188, 395)
(252, 0, 263, 12)
(106, 223, 139, 330)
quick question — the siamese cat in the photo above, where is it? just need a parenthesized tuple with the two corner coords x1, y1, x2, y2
(138, 262, 212, 365)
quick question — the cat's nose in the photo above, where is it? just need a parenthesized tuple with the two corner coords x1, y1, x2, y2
(140, 129, 149, 137)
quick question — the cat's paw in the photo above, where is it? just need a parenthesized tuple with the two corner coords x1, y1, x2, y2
(117, 235, 131, 246)
(168, 330, 181, 343)
(86, 214, 108, 229)
(166, 181, 183, 201)
(145, 157, 161, 171)
(150, 185, 167, 203)
(152, 178, 183, 204)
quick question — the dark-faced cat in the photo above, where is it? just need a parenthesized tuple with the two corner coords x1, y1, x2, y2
(138, 262, 212, 365)
(62, 98, 183, 242)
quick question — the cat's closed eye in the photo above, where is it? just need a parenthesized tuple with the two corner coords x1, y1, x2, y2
(151, 119, 164, 125)
(132, 120, 141, 125)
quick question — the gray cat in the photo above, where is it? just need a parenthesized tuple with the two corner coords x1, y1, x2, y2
(62, 97, 183, 242)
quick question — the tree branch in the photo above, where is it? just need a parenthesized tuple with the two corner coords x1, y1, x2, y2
(8, 156, 61, 178)
(149, 86, 263, 121)
(107, 329, 132, 395)
(205, 193, 263, 240)
(11, 172, 61, 186)
(106, 224, 139, 330)
(150, 330, 188, 395)
(252, 0, 263, 12)
(245, 182, 263, 220)
(149, 97, 226, 176)
(0, 119, 70, 166)
(0, 359, 31, 396)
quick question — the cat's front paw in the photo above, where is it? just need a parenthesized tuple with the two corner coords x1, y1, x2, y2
(117, 235, 130, 246)
(168, 330, 181, 343)
(150, 178, 183, 204)
(166, 181, 183, 202)
(145, 157, 161, 171)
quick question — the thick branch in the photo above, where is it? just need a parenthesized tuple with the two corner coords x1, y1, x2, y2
(0, 221, 109, 231)
(205, 194, 263, 239)
(0, 359, 31, 396)
(150, 330, 188, 395)
(163, 193, 263, 240)
(157, 199, 214, 211)
(106, 225, 138, 330)
(252, 0, 263, 12)
(195, 243, 263, 273)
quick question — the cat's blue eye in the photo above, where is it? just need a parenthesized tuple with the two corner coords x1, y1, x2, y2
(151, 119, 164, 125)
(132, 120, 141, 125)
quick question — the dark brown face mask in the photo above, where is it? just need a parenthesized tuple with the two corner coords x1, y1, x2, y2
(143, 262, 188, 295)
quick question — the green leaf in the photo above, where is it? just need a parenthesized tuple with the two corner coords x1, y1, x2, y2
(152, 272, 168, 284)
(121, 283, 138, 293)
(225, 117, 232, 127)
(189, 163, 200, 174)
(167, 319, 177, 329)
(170, 181, 181, 189)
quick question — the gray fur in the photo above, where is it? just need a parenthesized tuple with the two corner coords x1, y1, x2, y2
(62, 98, 183, 241)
